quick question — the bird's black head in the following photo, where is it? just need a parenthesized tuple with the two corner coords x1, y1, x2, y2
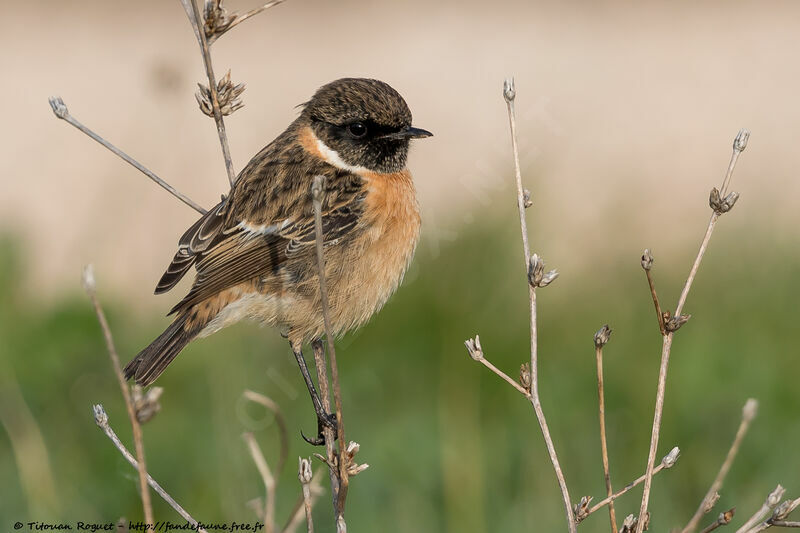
(302, 78, 432, 173)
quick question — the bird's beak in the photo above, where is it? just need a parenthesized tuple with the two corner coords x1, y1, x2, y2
(403, 126, 433, 139)
(380, 126, 433, 140)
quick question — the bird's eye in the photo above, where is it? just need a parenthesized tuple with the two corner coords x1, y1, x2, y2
(347, 122, 367, 138)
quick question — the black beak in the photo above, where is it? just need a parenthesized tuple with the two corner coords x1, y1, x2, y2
(381, 126, 433, 140)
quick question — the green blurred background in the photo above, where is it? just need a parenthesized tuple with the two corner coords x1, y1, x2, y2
(3, 0, 800, 531)
(2, 202, 799, 532)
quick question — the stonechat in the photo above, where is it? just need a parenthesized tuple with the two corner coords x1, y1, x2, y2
(123, 78, 431, 437)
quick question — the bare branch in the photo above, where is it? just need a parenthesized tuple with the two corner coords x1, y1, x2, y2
(682, 399, 759, 533)
(243, 432, 276, 533)
(641, 249, 666, 335)
(736, 485, 786, 533)
(48, 97, 206, 215)
(465, 336, 531, 397)
(766, 521, 800, 529)
(243, 390, 289, 478)
(179, 0, 237, 186)
(283, 467, 324, 533)
(82, 266, 153, 524)
(579, 447, 680, 522)
(298, 457, 315, 533)
(205, 0, 287, 44)
(311, 175, 349, 530)
(745, 495, 800, 532)
(503, 77, 576, 533)
(92, 405, 207, 533)
(594, 325, 618, 533)
(700, 509, 735, 533)
(636, 129, 749, 532)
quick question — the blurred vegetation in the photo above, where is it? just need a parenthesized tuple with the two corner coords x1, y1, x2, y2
(1, 204, 799, 532)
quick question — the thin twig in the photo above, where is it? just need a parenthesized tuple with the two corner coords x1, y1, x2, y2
(641, 250, 666, 335)
(767, 521, 800, 528)
(283, 468, 324, 533)
(310, 339, 338, 515)
(311, 175, 349, 529)
(243, 390, 289, 478)
(243, 432, 276, 533)
(700, 509, 736, 533)
(736, 485, 785, 533)
(682, 399, 758, 533)
(82, 266, 153, 524)
(465, 336, 531, 397)
(207, 1, 287, 44)
(298, 457, 315, 533)
(503, 77, 576, 533)
(92, 405, 207, 533)
(580, 447, 680, 521)
(674, 213, 719, 318)
(180, 0, 237, 186)
(744, 495, 800, 533)
(48, 97, 206, 214)
(594, 326, 618, 533)
(636, 130, 749, 532)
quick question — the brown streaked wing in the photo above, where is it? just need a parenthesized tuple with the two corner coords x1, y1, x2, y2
(155, 199, 229, 294)
(167, 198, 366, 316)
(167, 229, 285, 315)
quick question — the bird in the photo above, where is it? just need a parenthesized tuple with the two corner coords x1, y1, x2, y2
(123, 78, 431, 441)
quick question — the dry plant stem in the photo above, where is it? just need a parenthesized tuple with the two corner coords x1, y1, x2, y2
(768, 521, 800, 528)
(243, 390, 289, 477)
(298, 459, 315, 533)
(283, 469, 324, 533)
(700, 513, 735, 533)
(636, 213, 720, 532)
(310, 340, 338, 510)
(682, 400, 758, 533)
(736, 486, 785, 533)
(584, 460, 671, 518)
(504, 79, 576, 533)
(595, 344, 618, 533)
(92, 405, 207, 533)
(181, 0, 236, 186)
(645, 269, 666, 335)
(636, 333, 673, 531)
(83, 270, 153, 525)
(48, 97, 206, 214)
(675, 214, 719, 317)
(301, 483, 314, 533)
(243, 432, 276, 533)
(638, 129, 749, 531)
(311, 176, 349, 525)
(478, 356, 531, 396)
(208, 1, 286, 44)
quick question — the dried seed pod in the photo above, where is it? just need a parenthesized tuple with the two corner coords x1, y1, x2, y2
(594, 325, 612, 348)
(573, 496, 592, 522)
(523, 189, 533, 208)
(503, 78, 516, 102)
(465, 336, 483, 361)
(298, 457, 312, 485)
(641, 249, 654, 271)
(662, 446, 681, 468)
(519, 362, 532, 390)
(132, 385, 164, 424)
(195, 70, 245, 117)
(733, 128, 750, 153)
(665, 314, 691, 332)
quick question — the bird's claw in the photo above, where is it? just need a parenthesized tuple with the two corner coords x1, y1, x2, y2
(301, 411, 338, 446)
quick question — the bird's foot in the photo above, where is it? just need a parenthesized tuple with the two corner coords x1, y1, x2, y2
(301, 410, 338, 446)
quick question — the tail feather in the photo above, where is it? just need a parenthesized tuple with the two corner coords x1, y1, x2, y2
(123, 314, 197, 387)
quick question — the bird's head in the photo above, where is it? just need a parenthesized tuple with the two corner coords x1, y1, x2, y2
(301, 78, 432, 173)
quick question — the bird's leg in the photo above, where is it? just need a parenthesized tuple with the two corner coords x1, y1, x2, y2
(290, 340, 337, 446)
